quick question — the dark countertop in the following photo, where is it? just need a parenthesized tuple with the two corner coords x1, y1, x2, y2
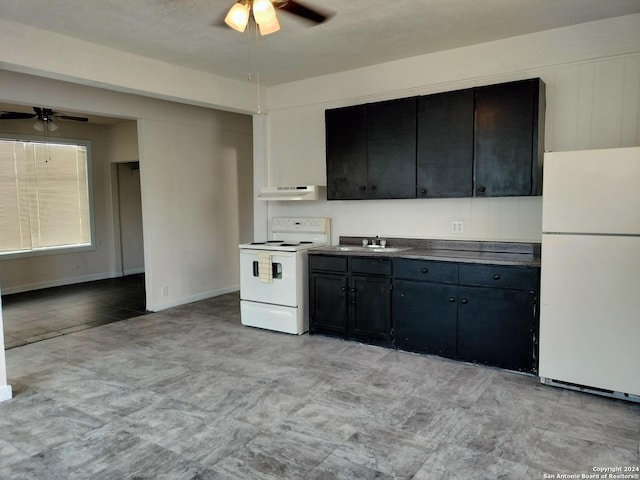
(310, 237, 541, 267)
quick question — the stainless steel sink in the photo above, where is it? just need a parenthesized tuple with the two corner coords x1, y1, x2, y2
(334, 246, 412, 253)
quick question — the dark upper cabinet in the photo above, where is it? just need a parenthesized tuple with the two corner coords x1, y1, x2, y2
(325, 105, 368, 200)
(417, 89, 474, 198)
(474, 78, 545, 197)
(325, 78, 545, 200)
(325, 98, 417, 200)
(367, 98, 417, 199)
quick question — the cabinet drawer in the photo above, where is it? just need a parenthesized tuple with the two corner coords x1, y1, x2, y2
(351, 257, 392, 275)
(393, 259, 458, 284)
(309, 255, 348, 272)
(459, 264, 538, 290)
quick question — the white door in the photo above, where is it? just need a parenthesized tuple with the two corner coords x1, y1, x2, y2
(539, 233, 640, 395)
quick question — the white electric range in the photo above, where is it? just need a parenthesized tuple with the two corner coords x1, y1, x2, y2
(239, 217, 331, 334)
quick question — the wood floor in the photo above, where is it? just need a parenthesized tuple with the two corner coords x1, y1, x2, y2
(2, 274, 146, 350)
(0, 291, 638, 478)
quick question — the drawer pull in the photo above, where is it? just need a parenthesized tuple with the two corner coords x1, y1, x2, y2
(448, 297, 456, 303)
(359, 185, 366, 191)
(421, 268, 428, 274)
(493, 274, 501, 280)
(461, 298, 468, 304)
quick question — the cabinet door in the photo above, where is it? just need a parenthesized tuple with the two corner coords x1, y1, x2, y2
(417, 89, 474, 198)
(325, 105, 368, 200)
(457, 286, 536, 372)
(367, 98, 417, 199)
(393, 280, 458, 358)
(474, 79, 541, 197)
(349, 275, 392, 342)
(309, 273, 348, 335)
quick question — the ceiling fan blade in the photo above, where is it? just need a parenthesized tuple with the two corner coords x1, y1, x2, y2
(278, 0, 332, 24)
(56, 115, 89, 123)
(0, 111, 37, 120)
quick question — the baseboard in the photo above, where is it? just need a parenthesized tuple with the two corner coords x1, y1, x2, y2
(123, 267, 145, 276)
(148, 285, 239, 312)
(0, 272, 122, 295)
(0, 385, 12, 403)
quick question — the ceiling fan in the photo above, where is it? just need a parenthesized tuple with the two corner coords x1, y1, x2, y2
(0, 107, 89, 132)
(224, 0, 332, 35)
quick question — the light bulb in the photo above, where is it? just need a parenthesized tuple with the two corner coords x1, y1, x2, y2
(224, 2, 250, 32)
(33, 120, 44, 132)
(48, 121, 59, 132)
(253, 0, 277, 25)
(258, 16, 280, 35)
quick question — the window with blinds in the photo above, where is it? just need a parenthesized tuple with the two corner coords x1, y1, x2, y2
(0, 138, 93, 256)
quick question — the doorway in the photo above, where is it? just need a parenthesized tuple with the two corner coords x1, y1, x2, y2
(116, 161, 145, 275)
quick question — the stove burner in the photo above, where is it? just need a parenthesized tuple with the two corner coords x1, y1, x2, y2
(266, 240, 285, 243)
(280, 243, 299, 247)
(299, 241, 313, 244)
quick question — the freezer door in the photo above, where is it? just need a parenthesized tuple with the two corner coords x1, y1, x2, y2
(539, 234, 640, 396)
(542, 147, 640, 234)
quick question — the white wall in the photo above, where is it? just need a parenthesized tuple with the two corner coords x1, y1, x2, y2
(0, 70, 253, 312)
(0, 294, 11, 402)
(138, 113, 253, 310)
(258, 15, 640, 243)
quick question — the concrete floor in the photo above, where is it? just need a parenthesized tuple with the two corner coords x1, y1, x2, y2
(0, 291, 638, 479)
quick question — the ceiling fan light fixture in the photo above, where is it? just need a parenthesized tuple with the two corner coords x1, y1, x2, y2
(258, 16, 280, 35)
(224, 2, 250, 32)
(33, 120, 44, 132)
(253, 0, 277, 25)
(48, 121, 59, 132)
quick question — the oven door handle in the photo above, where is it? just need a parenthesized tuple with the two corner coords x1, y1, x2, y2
(252, 261, 280, 278)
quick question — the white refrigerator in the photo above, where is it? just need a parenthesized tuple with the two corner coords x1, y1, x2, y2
(539, 147, 640, 400)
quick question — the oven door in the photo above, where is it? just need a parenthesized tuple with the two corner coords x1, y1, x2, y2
(240, 249, 301, 307)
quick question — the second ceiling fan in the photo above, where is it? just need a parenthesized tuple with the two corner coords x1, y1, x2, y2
(224, 0, 331, 35)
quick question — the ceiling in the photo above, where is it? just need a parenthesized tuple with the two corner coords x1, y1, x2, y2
(2, 0, 640, 87)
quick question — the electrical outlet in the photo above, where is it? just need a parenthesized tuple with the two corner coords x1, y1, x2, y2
(161, 285, 169, 296)
(451, 220, 464, 234)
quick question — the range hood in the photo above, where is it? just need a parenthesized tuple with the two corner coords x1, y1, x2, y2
(257, 185, 325, 201)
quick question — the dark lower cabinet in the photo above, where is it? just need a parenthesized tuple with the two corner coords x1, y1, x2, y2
(350, 275, 392, 342)
(457, 286, 536, 372)
(393, 280, 457, 358)
(309, 273, 348, 335)
(310, 254, 540, 374)
(309, 255, 392, 343)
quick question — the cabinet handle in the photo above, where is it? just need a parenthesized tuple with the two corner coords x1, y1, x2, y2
(493, 274, 501, 280)
(461, 298, 468, 304)
(478, 186, 486, 193)
(369, 185, 377, 191)
(421, 268, 428, 274)
(341, 286, 346, 292)
(448, 297, 456, 303)
(359, 185, 366, 191)
(419, 188, 427, 195)
(350, 288, 356, 293)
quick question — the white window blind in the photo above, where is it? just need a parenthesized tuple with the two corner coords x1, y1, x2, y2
(0, 138, 92, 255)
